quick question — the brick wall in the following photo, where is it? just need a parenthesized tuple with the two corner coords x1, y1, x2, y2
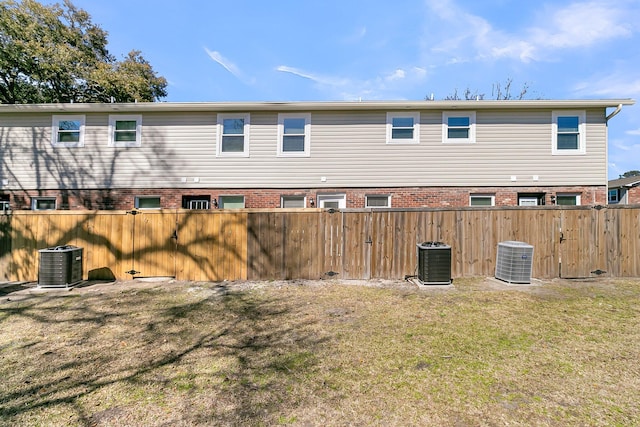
(1, 185, 607, 210)
(628, 186, 640, 205)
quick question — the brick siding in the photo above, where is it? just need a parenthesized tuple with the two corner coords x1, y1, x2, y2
(2, 185, 607, 210)
(628, 186, 640, 204)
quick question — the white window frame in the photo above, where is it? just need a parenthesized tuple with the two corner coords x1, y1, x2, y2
(0, 200, 9, 213)
(280, 195, 306, 208)
(443, 111, 476, 144)
(556, 193, 581, 206)
(386, 112, 420, 144)
(469, 194, 495, 207)
(365, 194, 391, 208)
(608, 189, 619, 203)
(218, 195, 245, 209)
(317, 194, 346, 209)
(32, 197, 57, 211)
(217, 113, 250, 157)
(109, 115, 142, 147)
(134, 196, 161, 209)
(277, 113, 311, 157)
(552, 111, 586, 155)
(518, 197, 539, 206)
(52, 115, 85, 147)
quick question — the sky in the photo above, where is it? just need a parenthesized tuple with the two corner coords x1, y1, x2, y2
(55, 0, 640, 179)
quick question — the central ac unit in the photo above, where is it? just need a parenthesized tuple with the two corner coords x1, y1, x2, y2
(417, 242, 452, 285)
(495, 241, 534, 284)
(38, 245, 83, 288)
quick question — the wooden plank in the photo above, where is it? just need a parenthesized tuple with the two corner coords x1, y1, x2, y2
(342, 211, 368, 279)
(321, 210, 342, 277)
(0, 215, 11, 281)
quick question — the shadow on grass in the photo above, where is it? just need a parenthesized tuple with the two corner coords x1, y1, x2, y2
(0, 282, 36, 297)
(0, 283, 325, 425)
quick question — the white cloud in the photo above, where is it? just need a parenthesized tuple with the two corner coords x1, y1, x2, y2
(276, 66, 317, 82)
(386, 69, 406, 81)
(204, 48, 255, 84)
(412, 67, 427, 78)
(342, 26, 367, 44)
(276, 66, 349, 87)
(611, 138, 639, 150)
(530, 2, 633, 50)
(608, 138, 640, 178)
(573, 73, 640, 97)
(626, 128, 640, 136)
(276, 65, 428, 100)
(424, 0, 638, 63)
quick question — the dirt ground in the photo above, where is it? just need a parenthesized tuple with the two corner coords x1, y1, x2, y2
(0, 274, 603, 303)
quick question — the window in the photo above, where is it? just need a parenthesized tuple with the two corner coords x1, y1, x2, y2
(608, 189, 619, 203)
(469, 194, 495, 206)
(217, 114, 250, 156)
(518, 193, 545, 206)
(182, 195, 211, 209)
(52, 115, 85, 147)
(218, 195, 245, 209)
(281, 195, 306, 208)
(317, 194, 346, 209)
(1, 195, 10, 213)
(109, 115, 142, 147)
(365, 195, 391, 208)
(552, 111, 585, 154)
(443, 111, 476, 143)
(386, 112, 420, 144)
(135, 196, 161, 209)
(278, 113, 311, 156)
(32, 197, 57, 210)
(556, 194, 581, 206)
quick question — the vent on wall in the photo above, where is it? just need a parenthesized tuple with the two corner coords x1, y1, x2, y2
(495, 241, 534, 284)
(417, 242, 452, 285)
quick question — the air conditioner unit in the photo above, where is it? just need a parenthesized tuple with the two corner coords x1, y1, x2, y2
(495, 241, 534, 284)
(38, 245, 83, 288)
(417, 242, 452, 285)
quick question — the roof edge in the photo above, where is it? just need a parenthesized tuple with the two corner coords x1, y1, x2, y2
(0, 99, 635, 113)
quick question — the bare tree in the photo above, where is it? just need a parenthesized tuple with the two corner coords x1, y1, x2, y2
(428, 78, 540, 101)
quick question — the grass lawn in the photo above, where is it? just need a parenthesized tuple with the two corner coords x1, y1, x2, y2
(1, 277, 639, 426)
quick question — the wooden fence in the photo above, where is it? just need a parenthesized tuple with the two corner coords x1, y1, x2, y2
(1, 206, 639, 282)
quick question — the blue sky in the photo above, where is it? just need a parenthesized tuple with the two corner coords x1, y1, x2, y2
(61, 0, 639, 178)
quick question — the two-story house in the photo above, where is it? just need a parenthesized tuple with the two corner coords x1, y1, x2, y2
(0, 99, 633, 211)
(608, 176, 640, 205)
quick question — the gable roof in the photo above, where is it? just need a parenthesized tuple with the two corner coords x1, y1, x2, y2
(0, 99, 634, 114)
(609, 176, 640, 188)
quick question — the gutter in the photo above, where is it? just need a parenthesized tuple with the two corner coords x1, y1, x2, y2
(606, 103, 623, 122)
(0, 99, 635, 114)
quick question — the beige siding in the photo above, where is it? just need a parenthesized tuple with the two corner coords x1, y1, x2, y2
(0, 107, 608, 191)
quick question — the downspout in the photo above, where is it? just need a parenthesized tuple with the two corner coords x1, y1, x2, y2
(606, 104, 623, 122)
(604, 104, 624, 205)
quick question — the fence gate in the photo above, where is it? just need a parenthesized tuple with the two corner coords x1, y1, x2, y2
(340, 211, 372, 279)
(558, 207, 606, 278)
(123, 210, 177, 279)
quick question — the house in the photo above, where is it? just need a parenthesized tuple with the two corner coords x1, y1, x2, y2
(0, 99, 634, 211)
(608, 176, 640, 205)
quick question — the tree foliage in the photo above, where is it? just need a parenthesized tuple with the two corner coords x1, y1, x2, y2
(0, 0, 167, 103)
(429, 78, 538, 101)
(619, 170, 640, 178)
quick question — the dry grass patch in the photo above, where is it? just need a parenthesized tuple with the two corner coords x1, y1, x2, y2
(1, 277, 639, 426)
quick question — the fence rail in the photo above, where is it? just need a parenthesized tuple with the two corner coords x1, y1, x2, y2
(1, 206, 639, 282)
